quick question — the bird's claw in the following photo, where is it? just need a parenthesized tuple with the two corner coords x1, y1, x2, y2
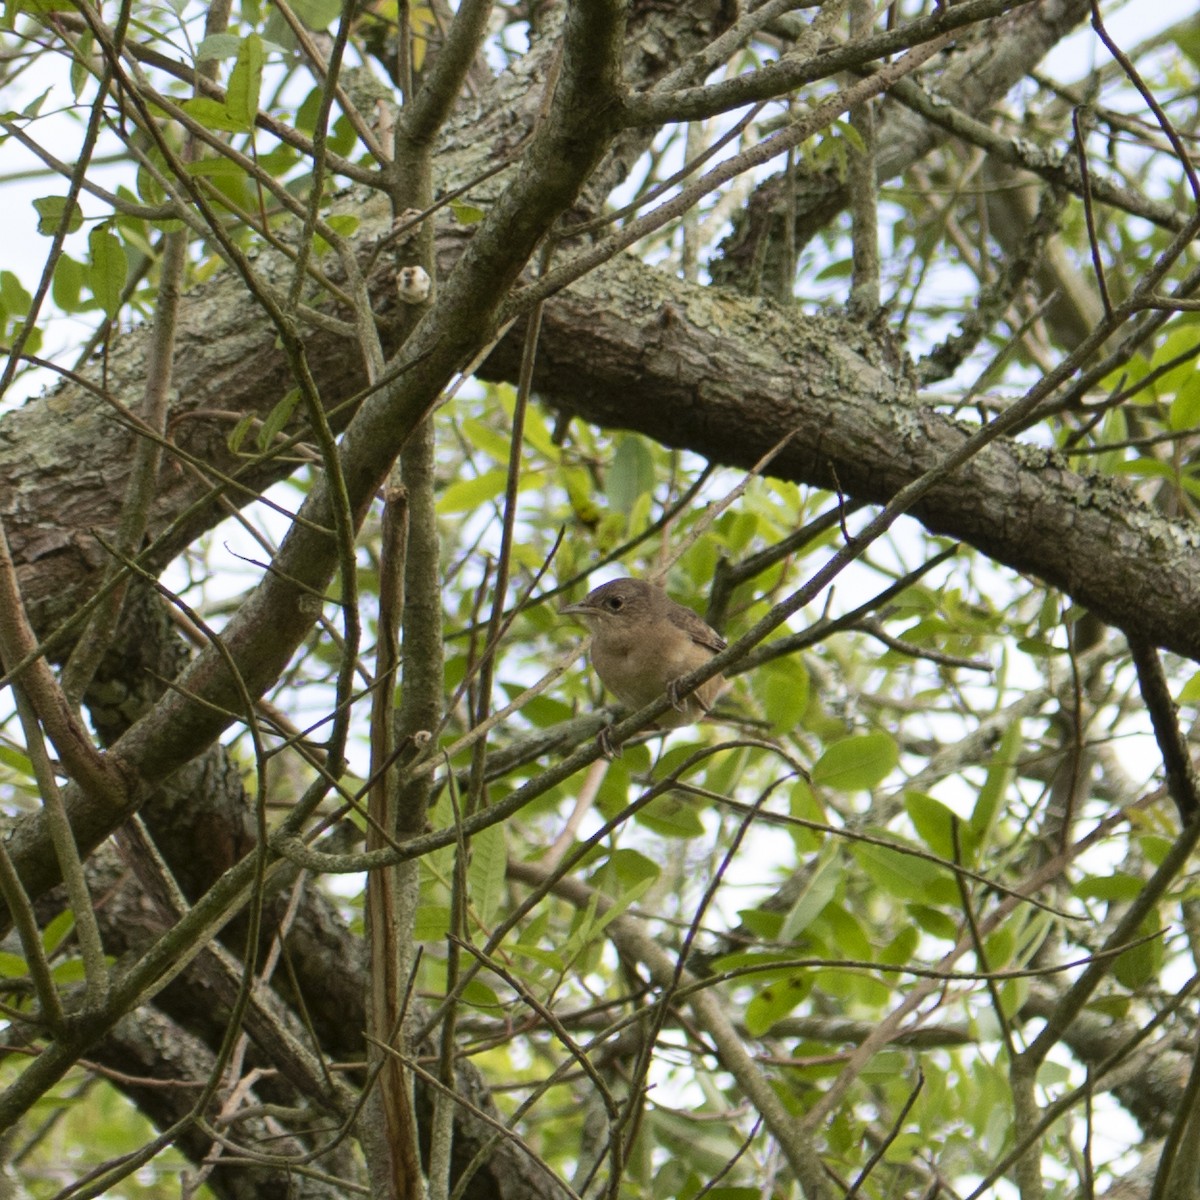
(597, 725, 619, 760)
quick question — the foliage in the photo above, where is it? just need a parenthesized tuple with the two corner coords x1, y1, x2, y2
(1, 2, 1200, 1199)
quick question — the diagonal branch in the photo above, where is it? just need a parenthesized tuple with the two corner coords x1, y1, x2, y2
(1128, 637, 1200, 821)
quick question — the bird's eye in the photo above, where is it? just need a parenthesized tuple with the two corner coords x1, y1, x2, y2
(604, 596, 624, 610)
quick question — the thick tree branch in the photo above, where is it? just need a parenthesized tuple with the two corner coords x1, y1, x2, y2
(481, 253, 1200, 666)
(619, 0, 1037, 125)
(0, 1, 630, 1110)
(710, 0, 1097, 288)
(9, 246, 1200, 943)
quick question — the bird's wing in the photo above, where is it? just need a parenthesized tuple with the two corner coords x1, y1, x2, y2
(692, 626, 727, 654)
(673, 609, 726, 654)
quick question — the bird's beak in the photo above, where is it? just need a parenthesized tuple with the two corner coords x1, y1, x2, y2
(559, 600, 588, 617)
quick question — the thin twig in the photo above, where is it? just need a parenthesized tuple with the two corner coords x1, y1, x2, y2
(1071, 105, 1112, 319)
(1089, 0, 1200, 202)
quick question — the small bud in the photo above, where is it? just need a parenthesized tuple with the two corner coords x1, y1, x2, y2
(396, 265, 431, 304)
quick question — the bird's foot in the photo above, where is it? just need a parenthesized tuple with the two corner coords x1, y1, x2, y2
(666, 678, 688, 713)
(597, 725, 620, 760)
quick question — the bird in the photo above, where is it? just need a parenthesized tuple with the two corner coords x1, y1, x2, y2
(560, 577, 726, 729)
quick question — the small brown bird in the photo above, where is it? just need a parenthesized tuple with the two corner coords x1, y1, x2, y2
(560, 577, 726, 728)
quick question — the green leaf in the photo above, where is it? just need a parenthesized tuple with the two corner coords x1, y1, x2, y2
(87, 226, 127, 318)
(1178, 669, 1200, 704)
(258, 388, 300, 450)
(815, 256, 852, 281)
(468, 821, 506, 929)
(1169, 371, 1200, 431)
(592, 759, 633, 824)
(70, 31, 93, 100)
(254, 143, 300, 176)
(295, 86, 323, 135)
(650, 1112, 755, 1179)
(1180, 22, 1200, 70)
(1072, 873, 1145, 902)
(225, 34, 264, 131)
(461, 977, 500, 1012)
(1110, 457, 1176, 482)
(0, 743, 35, 779)
(499, 688, 573, 728)
(997, 975, 1030, 1020)
(32, 195, 83, 236)
(1015, 637, 1067, 657)
(50, 958, 85, 984)
(518, 399, 560, 460)
(705, 744, 750, 798)
(51, 255, 84, 312)
(854, 841, 956, 905)
(759, 657, 809, 734)
(606, 434, 655, 513)
(441, 468, 507, 513)
(0, 270, 30, 318)
(823, 902, 872, 959)
(811, 731, 898, 792)
(185, 155, 252, 181)
(1139, 834, 1173, 866)
(456, 465, 547, 513)
(778, 845, 840, 942)
(1036, 1059, 1072, 1090)
(908, 903, 959, 941)
(905, 791, 973, 863)
(259, 8, 295, 51)
(136, 151, 167, 207)
(4, 0, 71, 26)
(1114, 912, 1163, 990)
(859, 1050, 907, 1082)
(734, 907, 783, 940)
(17, 325, 41, 356)
(983, 922, 1015, 968)
(1088, 995, 1131, 1021)
(584, 849, 660, 927)
(227, 411, 257, 454)
(451, 200, 485, 224)
(971, 720, 1019, 842)
(21, 85, 51, 116)
(195, 32, 242, 60)
(461, 417, 514, 463)
(1149, 326, 1200, 397)
(744, 973, 810, 1037)
(635, 792, 706, 839)
(880, 924, 920, 966)
(604, 848, 660, 895)
(182, 95, 247, 133)
(0, 951, 29, 977)
(787, 778, 826, 853)
(413, 904, 450, 941)
(512, 941, 564, 971)
(834, 116, 865, 154)
(42, 908, 75, 955)
(288, 0, 341, 29)
(328, 113, 357, 157)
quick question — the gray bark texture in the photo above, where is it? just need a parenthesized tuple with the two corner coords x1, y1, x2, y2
(2, 0, 1191, 1195)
